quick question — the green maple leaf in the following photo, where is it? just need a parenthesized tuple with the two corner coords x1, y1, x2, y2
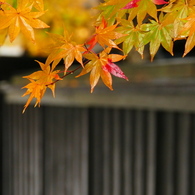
(141, 17, 174, 61)
(97, 3, 127, 25)
(115, 19, 146, 57)
(160, 0, 195, 39)
(127, 0, 158, 25)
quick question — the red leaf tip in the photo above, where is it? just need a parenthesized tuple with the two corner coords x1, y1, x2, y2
(103, 59, 128, 80)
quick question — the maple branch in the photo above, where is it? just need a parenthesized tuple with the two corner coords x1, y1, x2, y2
(84, 44, 96, 55)
(46, 65, 82, 87)
(46, 59, 90, 87)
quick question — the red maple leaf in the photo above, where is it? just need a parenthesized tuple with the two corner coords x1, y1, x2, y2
(121, 0, 168, 10)
(152, 0, 168, 5)
(102, 59, 128, 80)
(121, 0, 141, 9)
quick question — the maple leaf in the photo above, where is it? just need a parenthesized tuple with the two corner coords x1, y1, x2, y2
(121, 0, 141, 9)
(120, 0, 168, 10)
(183, 33, 195, 56)
(0, 0, 49, 42)
(102, 59, 128, 80)
(30, 0, 44, 11)
(141, 15, 173, 60)
(22, 60, 62, 113)
(127, 0, 158, 25)
(180, 14, 195, 37)
(115, 19, 146, 57)
(152, 0, 169, 5)
(22, 79, 47, 113)
(0, 29, 7, 45)
(86, 17, 125, 51)
(179, 14, 195, 56)
(160, 0, 195, 39)
(101, 0, 130, 8)
(46, 30, 86, 74)
(96, 2, 127, 25)
(76, 48, 128, 92)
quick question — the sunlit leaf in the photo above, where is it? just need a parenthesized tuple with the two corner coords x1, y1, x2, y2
(0, 0, 49, 42)
(76, 48, 127, 92)
(46, 30, 86, 73)
(22, 60, 62, 113)
(141, 18, 173, 60)
(121, 0, 141, 9)
(86, 17, 126, 51)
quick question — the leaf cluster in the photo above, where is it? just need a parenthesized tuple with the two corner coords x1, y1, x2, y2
(1, 0, 195, 111)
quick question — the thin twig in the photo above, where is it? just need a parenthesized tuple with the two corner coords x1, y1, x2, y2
(46, 59, 90, 86)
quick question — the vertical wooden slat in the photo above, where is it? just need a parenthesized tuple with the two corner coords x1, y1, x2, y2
(33, 108, 43, 195)
(29, 108, 35, 195)
(2, 104, 13, 195)
(17, 105, 22, 195)
(123, 109, 134, 195)
(65, 107, 73, 195)
(55, 107, 66, 194)
(156, 112, 175, 195)
(43, 106, 55, 195)
(102, 108, 113, 195)
(13, 105, 20, 195)
(146, 111, 156, 195)
(89, 108, 103, 195)
(191, 114, 195, 195)
(24, 106, 43, 195)
(22, 109, 28, 195)
(175, 113, 190, 195)
(80, 108, 89, 195)
(113, 108, 122, 195)
(134, 110, 145, 195)
(72, 108, 81, 195)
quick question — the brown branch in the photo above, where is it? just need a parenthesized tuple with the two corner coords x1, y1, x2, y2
(46, 59, 90, 87)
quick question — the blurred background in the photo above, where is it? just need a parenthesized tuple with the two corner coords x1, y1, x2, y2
(0, 0, 195, 195)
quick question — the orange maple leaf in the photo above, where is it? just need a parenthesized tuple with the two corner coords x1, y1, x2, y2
(179, 14, 195, 56)
(0, 0, 49, 42)
(86, 17, 125, 51)
(46, 30, 86, 74)
(180, 14, 195, 37)
(22, 60, 62, 113)
(76, 48, 128, 92)
(29, 0, 44, 11)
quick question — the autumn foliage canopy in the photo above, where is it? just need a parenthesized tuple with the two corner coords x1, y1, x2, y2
(0, 0, 195, 112)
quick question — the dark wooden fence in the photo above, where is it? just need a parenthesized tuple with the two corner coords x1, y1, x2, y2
(1, 79, 195, 195)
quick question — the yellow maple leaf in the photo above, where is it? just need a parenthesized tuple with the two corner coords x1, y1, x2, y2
(181, 14, 195, 37)
(22, 79, 47, 113)
(177, 13, 195, 56)
(46, 30, 86, 74)
(0, 0, 49, 42)
(22, 60, 62, 113)
(86, 17, 126, 51)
